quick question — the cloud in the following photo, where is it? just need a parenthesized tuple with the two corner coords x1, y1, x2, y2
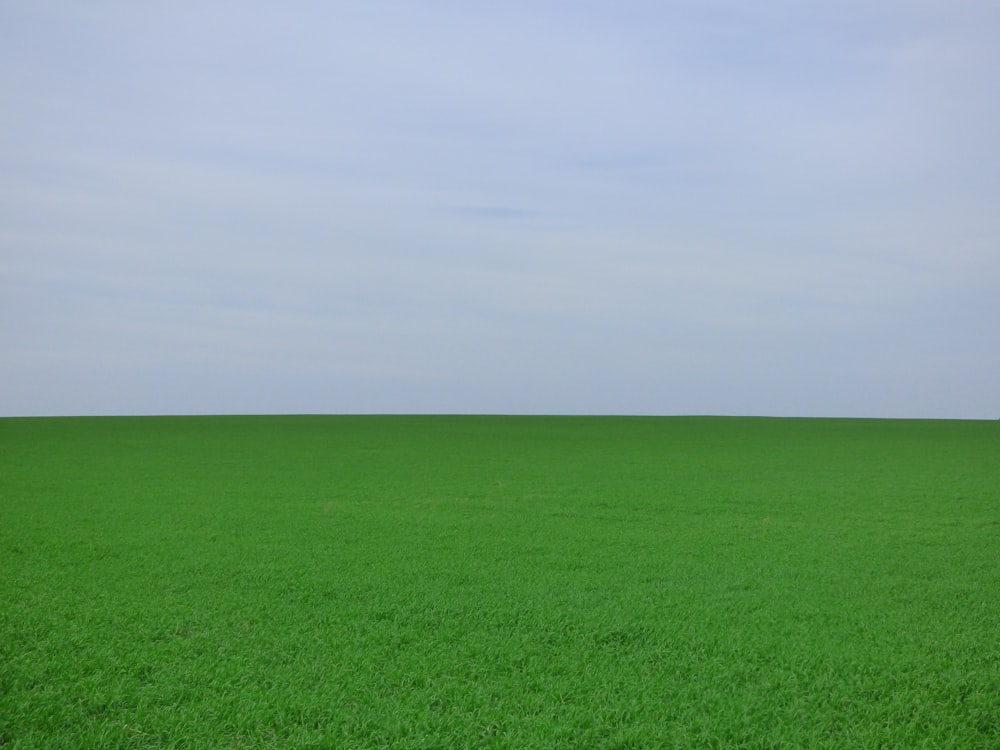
(1, 0, 998, 417)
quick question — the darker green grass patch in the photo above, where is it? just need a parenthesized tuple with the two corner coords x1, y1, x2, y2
(2, 415, 999, 747)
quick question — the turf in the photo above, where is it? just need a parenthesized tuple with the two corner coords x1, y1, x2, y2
(1, 415, 998, 748)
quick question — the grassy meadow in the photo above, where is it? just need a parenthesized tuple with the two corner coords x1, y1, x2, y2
(1, 415, 998, 748)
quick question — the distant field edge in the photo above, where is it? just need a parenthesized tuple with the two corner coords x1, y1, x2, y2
(0, 412, 995, 422)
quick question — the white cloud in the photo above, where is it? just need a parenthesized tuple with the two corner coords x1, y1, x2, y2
(1, 0, 997, 416)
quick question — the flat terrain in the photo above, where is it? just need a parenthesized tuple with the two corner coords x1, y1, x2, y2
(1, 415, 998, 748)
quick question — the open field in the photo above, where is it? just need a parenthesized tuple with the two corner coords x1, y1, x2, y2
(1, 415, 998, 748)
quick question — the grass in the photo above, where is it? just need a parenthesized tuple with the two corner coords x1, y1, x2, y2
(1, 414, 998, 748)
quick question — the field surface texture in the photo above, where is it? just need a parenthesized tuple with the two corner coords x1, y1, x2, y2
(2, 415, 998, 748)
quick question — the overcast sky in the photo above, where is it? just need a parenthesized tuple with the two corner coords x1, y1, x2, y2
(2, 1, 998, 418)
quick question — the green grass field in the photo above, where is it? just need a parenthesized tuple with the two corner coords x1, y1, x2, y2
(2, 415, 998, 748)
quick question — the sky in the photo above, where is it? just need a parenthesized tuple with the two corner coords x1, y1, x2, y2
(2, 1, 998, 418)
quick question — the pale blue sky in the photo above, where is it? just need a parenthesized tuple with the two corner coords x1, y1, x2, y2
(2, 1, 998, 417)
